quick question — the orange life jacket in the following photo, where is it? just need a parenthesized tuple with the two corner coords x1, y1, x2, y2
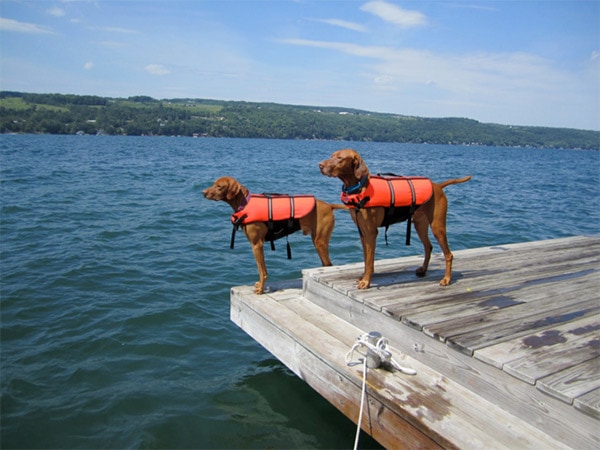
(230, 193, 316, 257)
(341, 175, 432, 211)
(231, 194, 316, 225)
(341, 174, 433, 245)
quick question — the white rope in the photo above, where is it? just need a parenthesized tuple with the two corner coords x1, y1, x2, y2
(346, 332, 416, 450)
(353, 357, 368, 450)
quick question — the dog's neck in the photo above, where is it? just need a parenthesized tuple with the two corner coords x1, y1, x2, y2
(341, 174, 369, 195)
(229, 187, 251, 212)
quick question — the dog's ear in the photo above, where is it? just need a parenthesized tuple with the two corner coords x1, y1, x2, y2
(353, 154, 369, 179)
(225, 179, 240, 201)
(226, 180, 247, 201)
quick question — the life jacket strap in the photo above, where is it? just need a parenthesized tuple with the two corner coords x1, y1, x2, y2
(230, 213, 248, 250)
(230, 224, 237, 250)
(344, 196, 370, 209)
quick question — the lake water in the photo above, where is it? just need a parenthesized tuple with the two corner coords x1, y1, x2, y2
(1, 135, 598, 449)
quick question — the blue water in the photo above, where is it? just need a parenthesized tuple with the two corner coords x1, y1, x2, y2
(1, 135, 598, 449)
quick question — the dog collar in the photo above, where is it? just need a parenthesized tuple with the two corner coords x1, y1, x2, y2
(236, 193, 252, 212)
(342, 175, 369, 195)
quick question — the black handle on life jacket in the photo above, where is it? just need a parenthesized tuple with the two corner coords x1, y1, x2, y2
(377, 172, 404, 178)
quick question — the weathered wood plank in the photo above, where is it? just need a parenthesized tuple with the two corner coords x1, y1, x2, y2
(321, 243, 600, 327)
(574, 387, 600, 419)
(537, 358, 600, 404)
(306, 236, 599, 301)
(393, 259, 599, 327)
(365, 244, 599, 303)
(502, 333, 600, 385)
(427, 295, 599, 355)
(474, 315, 600, 369)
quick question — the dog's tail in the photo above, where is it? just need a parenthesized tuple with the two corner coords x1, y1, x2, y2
(438, 175, 472, 189)
(329, 203, 350, 211)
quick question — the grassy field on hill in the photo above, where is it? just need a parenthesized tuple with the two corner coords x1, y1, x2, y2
(1, 91, 597, 150)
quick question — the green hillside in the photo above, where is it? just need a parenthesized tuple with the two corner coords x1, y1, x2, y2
(1, 91, 597, 150)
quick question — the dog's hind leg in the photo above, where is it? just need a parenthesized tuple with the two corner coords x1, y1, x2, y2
(412, 211, 433, 278)
(312, 230, 333, 267)
(429, 190, 453, 286)
(310, 203, 334, 266)
(431, 220, 453, 286)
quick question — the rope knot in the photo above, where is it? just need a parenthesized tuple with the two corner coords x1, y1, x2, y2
(345, 331, 416, 375)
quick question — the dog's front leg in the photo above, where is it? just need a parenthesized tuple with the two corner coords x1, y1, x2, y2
(245, 224, 268, 294)
(356, 211, 379, 289)
(251, 241, 268, 294)
(359, 233, 377, 289)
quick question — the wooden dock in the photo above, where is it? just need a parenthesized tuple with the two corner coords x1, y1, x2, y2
(230, 236, 600, 449)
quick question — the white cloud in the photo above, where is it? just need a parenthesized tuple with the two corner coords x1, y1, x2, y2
(47, 7, 66, 17)
(373, 75, 393, 85)
(0, 18, 56, 34)
(84, 61, 94, 70)
(314, 18, 368, 33)
(283, 38, 563, 95)
(94, 40, 128, 49)
(360, 1, 427, 28)
(281, 37, 598, 128)
(144, 64, 171, 75)
(89, 26, 138, 34)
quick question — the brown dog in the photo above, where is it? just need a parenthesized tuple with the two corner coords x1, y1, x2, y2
(319, 149, 471, 289)
(203, 176, 345, 294)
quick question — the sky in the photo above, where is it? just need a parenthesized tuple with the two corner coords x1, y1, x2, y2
(1, 0, 598, 131)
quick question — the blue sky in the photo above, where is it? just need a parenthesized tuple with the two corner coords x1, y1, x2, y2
(1, 0, 598, 130)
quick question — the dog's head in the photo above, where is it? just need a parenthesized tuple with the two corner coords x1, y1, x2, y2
(203, 176, 247, 203)
(319, 149, 369, 183)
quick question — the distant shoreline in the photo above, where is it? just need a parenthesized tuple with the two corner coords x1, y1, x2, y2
(1, 91, 598, 150)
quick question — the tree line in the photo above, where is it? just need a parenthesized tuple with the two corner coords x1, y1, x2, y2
(1, 91, 598, 150)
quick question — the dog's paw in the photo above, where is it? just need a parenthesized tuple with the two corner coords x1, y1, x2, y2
(415, 267, 427, 278)
(439, 277, 451, 287)
(254, 281, 265, 295)
(357, 278, 371, 289)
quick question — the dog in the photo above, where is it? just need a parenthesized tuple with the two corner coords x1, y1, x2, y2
(319, 149, 471, 289)
(203, 176, 346, 294)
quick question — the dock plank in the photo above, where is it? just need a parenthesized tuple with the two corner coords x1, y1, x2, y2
(445, 296, 599, 355)
(574, 387, 600, 419)
(537, 357, 600, 404)
(474, 315, 600, 369)
(425, 295, 598, 352)
(392, 257, 600, 328)
(502, 332, 600, 384)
